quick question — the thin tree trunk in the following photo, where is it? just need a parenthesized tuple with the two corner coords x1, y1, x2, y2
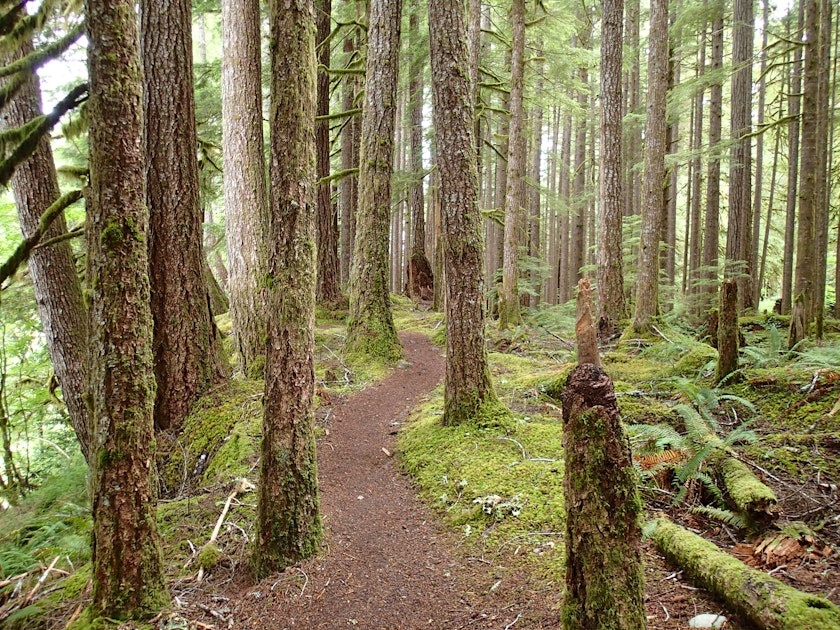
(597, 0, 625, 336)
(782, 4, 804, 316)
(726, 0, 754, 311)
(559, 112, 572, 303)
(222, 0, 268, 378)
(528, 54, 544, 309)
(316, 0, 342, 306)
(547, 105, 560, 304)
(340, 36, 359, 287)
(633, 0, 668, 332)
(813, 0, 832, 339)
(750, 0, 770, 308)
(1, 37, 90, 461)
(407, 1, 433, 301)
(688, 24, 706, 306)
(499, 0, 526, 328)
(700, 12, 724, 316)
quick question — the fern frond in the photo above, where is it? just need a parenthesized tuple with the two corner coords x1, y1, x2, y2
(634, 449, 687, 470)
(691, 505, 746, 529)
(694, 471, 724, 503)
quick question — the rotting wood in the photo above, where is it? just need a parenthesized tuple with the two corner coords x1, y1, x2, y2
(650, 517, 840, 629)
(575, 277, 601, 366)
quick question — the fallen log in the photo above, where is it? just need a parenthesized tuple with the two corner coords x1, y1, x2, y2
(680, 408, 778, 526)
(650, 517, 840, 629)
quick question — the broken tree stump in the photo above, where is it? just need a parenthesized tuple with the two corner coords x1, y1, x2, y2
(560, 361, 645, 629)
(651, 517, 840, 629)
(575, 277, 601, 367)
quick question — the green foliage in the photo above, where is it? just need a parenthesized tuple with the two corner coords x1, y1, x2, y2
(741, 324, 785, 368)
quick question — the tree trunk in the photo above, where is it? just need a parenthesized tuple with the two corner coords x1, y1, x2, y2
(725, 0, 754, 311)
(750, 0, 770, 308)
(141, 0, 226, 432)
(498, 0, 526, 328)
(528, 56, 543, 309)
(86, 0, 168, 617)
(632, 0, 668, 333)
(561, 361, 645, 629)
(623, 0, 642, 220)
(429, 0, 506, 426)
(1, 37, 90, 462)
(316, 0, 342, 306)
(407, 1, 433, 302)
(782, 6, 804, 316)
(813, 0, 832, 339)
(792, 0, 820, 337)
(347, 0, 403, 361)
(700, 12, 724, 316)
(597, 0, 625, 337)
(570, 31, 589, 294)
(253, 0, 321, 578)
(651, 518, 840, 629)
(559, 112, 572, 303)
(222, 0, 268, 378)
(716, 279, 739, 384)
(687, 24, 706, 307)
(340, 36, 359, 287)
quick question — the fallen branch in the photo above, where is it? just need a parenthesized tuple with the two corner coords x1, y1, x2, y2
(196, 478, 254, 582)
(22, 555, 59, 606)
(650, 517, 840, 629)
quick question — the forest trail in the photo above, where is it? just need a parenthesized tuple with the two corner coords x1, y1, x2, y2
(225, 331, 557, 629)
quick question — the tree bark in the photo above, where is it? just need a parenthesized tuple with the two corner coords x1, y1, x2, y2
(632, 0, 668, 333)
(528, 56, 543, 309)
(813, 0, 832, 338)
(86, 0, 168, 617)
(561, 362, 645, 629)
(687, 25, 706, 306)
(750, 0, 770, 308)
(597, 0, 625, 337)
(407, 0, 433, 302)
(340, 35, 359, 287)
(430, 0, 506, 426)
(347, 0, 403, 360)
(651, 518, 840, 629)
(1, 37, 90, 462)
(700, 12, 724, 316)
(222, 0, 268, 378)
(782, 7, 804, 316)
(141, 0, 226, 431)
(253, 0, 321, 578)
(792, 0, 820, 339)
(316, 0, 342, 306)
(725, 0, 754, 311)
(716, 279, 739, 384)
(498, 0, 526, 328)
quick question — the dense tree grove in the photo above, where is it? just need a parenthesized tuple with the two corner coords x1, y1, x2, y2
(2, 0, 840, 622)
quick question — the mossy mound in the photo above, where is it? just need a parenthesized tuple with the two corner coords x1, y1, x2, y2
(157, 379, 263, 497)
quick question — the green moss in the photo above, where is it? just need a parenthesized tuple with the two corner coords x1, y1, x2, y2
(651, 518, 840, 629)
(157, 380, 263, 496)
(99, 221, 123, 249)
(197, 542, 221, 569)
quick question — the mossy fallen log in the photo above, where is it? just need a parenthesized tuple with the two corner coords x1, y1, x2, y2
(681, 411, 778, 525)
(650, 517, 840, 629)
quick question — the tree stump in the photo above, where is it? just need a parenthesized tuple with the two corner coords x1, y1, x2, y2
(561, 363, 646, 629)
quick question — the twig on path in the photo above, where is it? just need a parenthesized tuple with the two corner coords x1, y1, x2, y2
(297, 568, 309, 598)
(504, 613, 522, 629)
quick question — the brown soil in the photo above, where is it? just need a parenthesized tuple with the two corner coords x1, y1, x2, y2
(171, 332, 819, 629)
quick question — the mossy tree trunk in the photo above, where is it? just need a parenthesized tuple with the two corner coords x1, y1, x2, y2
(429, 0, 506, 427)
(221, 0, 268, 378)
(716, 278, 739, 383)
(141, 0, 227, 432)
(560, 363, 645, 629)
(498, 0, 525, 329)
(339, 35, 359, 287)
(315, 0, 343, 307)
(86, 0, 168, 618)
(346, 0, 403, 361)
(632, 0, 668, 333)
(597, 0, 626, 338)
(651, 518, 840, 629)
(1, 34, 90, 462)
(252, 0, 321, 579)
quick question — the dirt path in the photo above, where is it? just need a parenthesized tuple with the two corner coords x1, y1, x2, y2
(227, 332, 547, 629)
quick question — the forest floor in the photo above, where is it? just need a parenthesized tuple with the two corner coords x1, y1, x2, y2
(5, 308, 839, 629)
(172, 332, 766, 630)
